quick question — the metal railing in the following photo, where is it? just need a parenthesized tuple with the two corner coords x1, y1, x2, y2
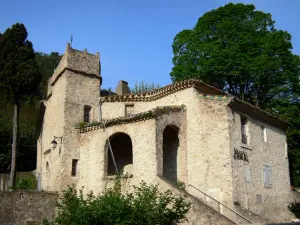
(188, 184, 253, 224)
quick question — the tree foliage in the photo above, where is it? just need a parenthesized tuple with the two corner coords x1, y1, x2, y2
(35, 52, 62, 98)
(44, 180, 191, 225)
(171, 3, 300, 186)
(0, 23, 41, 185)
(131, 81, 161, 94)
(0, 23, 41, 102)
(171, 3, 299, 108)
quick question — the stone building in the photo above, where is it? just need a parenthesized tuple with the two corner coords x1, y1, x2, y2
(36, 44, 297, 224)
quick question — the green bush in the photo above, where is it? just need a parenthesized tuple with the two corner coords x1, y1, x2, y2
(10, 174, 37, 190)
(44, 180, 191, 225)
(288, 202, 300, 219)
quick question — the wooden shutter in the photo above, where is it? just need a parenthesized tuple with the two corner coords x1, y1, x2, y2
(245, 165, 251, 183)
(263, 165, 272, 187)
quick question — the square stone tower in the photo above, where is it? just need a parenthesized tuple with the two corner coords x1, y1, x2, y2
(36, 43, 102, 191)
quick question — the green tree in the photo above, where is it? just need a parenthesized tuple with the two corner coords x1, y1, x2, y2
(44, 181, 191, 225)
(171, 3, 299, 108)
(35, 52, 62, 98)
(131, 81, 161, 94)
(170, 3, 300, 186)
(0, 23, 41, 186)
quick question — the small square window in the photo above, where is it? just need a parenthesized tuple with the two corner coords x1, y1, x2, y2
(71, 159, 78, 177)
(260, 126, 267, 142)
(256, 194, 263, 203)
(125, 104, 134, 117)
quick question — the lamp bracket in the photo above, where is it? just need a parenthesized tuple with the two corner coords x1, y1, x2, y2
(54, 136, 63, 143)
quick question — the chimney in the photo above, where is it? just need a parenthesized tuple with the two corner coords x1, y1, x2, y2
(116, 80, 131, 95)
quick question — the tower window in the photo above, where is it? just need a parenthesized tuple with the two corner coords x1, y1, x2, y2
(84, 105, 91, 123)
(71, 159, 78, 177)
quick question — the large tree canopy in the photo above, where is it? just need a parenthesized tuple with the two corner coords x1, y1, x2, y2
(0, 23, 41, 101)
(171, 3, 299, 108)
(0, 23, 41, 186)
(171, 3, 300, 186)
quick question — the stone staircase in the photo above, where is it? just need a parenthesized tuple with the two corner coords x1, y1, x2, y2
(157, 176, 244, 224)
(234, 205, 270, 225)
(156, 176, 267, 225)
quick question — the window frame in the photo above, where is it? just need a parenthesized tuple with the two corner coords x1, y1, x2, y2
(71, 159, 79, 177)
(84, 105, 92, 123)
(263, 164, 272, 188)
(240, 116, 249, 145)
(125, 104, 134, 117)
(260, 125, 267, 142)
(245, 165, 252, 183)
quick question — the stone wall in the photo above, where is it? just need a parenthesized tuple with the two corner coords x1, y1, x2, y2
(0, 191, 58, 225)
(37, 47, 101, 192)
(228, 109, 294, 222)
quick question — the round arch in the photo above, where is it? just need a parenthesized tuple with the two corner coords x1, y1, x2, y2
(106, 132, 133, 176)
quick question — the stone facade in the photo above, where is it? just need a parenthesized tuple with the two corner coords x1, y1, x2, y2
(36, 45, 297, 223)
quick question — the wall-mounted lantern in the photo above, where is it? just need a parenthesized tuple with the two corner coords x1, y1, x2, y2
(51, 136, 63, 149)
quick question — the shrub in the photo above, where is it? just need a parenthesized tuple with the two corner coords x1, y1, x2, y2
(10, 174, 37, 190)
(44, 180, 191, 225)
(288, 202, 300, 219)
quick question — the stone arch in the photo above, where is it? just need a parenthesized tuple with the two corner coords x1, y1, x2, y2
(163, 125, 179, 183)
(106, 132, 133, 176)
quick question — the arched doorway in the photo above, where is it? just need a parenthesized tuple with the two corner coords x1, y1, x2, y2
(163, 125, 179, 183)
(107, 132, 133, 176)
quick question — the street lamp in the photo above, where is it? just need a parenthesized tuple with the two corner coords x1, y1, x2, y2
(51, 136, 62, 149)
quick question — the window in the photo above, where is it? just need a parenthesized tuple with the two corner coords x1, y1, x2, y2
(263, 164, 272, 188)
(125, 104, 134, 117)
(260, 126, 267, 142)
(241, 116, 249, 145)
(285, 142, 288, 159)
(84, 106, 91, 123)
(71, 159, 78, 177)
(256, 194, 263, 203)
(245, 165, 251, 183)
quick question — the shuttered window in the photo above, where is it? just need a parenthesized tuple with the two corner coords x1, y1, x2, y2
(263, 165, 272, 188)
(245, 165, 251, 183)
(260, 126, 267, 142)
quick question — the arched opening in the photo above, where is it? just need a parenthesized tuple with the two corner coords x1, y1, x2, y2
(163, 125, 179, 183)
(107, 132, 133, 176)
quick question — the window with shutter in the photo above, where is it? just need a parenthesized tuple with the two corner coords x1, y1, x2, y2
(260, 126, 267, 142)
(263, 164, 272, 187)
(245, 165, 251, 183)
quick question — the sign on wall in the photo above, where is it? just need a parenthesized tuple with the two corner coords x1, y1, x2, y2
(233, 148, 249, 162)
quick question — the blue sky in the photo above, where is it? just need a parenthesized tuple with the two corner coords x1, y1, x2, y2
(0, 0, 299, 90)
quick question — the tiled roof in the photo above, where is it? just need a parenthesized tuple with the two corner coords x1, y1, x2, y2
(100, 79, 287, 129)
(101, 79, 226, 102)
(76, 105, 186, 133)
